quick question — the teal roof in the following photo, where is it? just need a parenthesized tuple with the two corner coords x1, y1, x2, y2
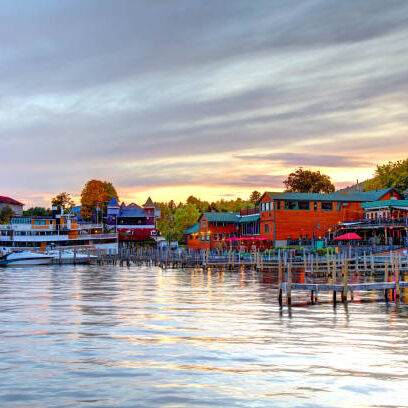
(239, 213, 260, 223)
(361, 200, 408, 209)
(264, 188, 397, 203)
(184, 222, 199, 235)
(201, 212, 240, 223)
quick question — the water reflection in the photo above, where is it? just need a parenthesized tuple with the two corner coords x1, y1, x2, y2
(0, 264, 407, 407)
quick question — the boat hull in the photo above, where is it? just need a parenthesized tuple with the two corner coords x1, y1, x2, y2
(0, 257, 53, 266)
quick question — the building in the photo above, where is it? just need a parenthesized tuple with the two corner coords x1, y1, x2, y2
(259, 188, 403, 247)
(185, 208, 266, 251)
(107, 197, 161, 243)
(332, 197, 408, 246)
(0, 196, 24, 216)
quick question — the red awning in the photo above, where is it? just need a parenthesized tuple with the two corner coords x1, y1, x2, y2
(333, 233, 362, 240)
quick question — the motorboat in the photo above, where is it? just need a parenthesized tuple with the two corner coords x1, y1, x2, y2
(0, 250, 53, 266)
(48, 249, 97, 264)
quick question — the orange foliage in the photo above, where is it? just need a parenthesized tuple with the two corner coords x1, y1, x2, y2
(80, 180, 108, 220)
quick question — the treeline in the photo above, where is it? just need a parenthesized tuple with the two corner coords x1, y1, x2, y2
(364, 158, 408, 192)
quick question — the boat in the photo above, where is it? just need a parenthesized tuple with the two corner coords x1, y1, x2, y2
(47, 249, 97, 264)
(0, 209, 118, 254)
(0, 250, 53, 266)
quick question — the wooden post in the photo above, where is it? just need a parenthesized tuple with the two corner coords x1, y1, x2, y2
(395, 256, 400, 300)
(287, 263, 292, 306)
(278, 259, 283, 306)
(384, 262, 389, 301)
(333, 257, 337, 305)
(73, 249, 77, 265)
(342, 261, 348, 303)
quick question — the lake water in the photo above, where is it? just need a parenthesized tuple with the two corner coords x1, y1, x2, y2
(0, 264, 408, 407)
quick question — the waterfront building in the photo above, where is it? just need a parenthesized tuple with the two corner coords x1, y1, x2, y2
(259, 188, 403, 247)
(332, 198, 408, 246)
(107, 197, 161, 243)
(185, 207, 265, 251)
(0, 196, 24, 216)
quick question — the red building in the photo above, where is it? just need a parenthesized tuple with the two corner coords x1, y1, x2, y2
(259, 188, 403, 247)
(185, 209, 268, 251)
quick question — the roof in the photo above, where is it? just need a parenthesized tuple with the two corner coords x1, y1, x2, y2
(200, 212, 240, 223)
(361, 199, 408, 210)
(0, 196, 24, 206)
(107, 197, 119, 207)
(143, 197, 155, 207)
(184, 222, 199, 235)
(263, 188, 397, 203)
(239, 213, 260, 223)
(119, 203, 145, 217)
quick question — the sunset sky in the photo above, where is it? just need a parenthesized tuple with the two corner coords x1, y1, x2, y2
(2, 0, 408, 208)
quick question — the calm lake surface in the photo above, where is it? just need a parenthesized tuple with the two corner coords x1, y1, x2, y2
(1, 264, 408, 408)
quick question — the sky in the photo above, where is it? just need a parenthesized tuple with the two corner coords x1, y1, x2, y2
(1, 0, 408, 208)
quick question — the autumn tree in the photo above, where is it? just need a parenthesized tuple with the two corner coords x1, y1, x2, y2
(80, 180, 119, 221)
(51, 192, 75, 211)
(364, 158, 408, 192)
(283, 168, 335, 193)
(0, 206, 13, 224)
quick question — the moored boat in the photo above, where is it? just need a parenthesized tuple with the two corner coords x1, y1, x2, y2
(0, 250, 53, 266)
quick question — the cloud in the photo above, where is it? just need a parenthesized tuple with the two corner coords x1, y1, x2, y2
(235, 153, 373, 168)
(1, 0, 408, 204)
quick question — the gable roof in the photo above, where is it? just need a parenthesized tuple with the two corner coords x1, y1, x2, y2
(143, 197, 155, 207)
(0, 196, 24, 206)
(107, 197, 119, 207)
(200, 212, 240, 223)
(262, 188, 397, 203)
(119, 203, 145, 217)
(184, 222, 199, 235)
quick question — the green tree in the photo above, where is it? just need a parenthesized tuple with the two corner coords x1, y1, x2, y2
(364, 159, 408, 192)
(173, 203, 200, 242)
(0, 206, 13, 224)
(51, 192, 75, 211)
(156, 204, 176, 241)
(23, 207, 52, 216)
(283, 168, 335, 193)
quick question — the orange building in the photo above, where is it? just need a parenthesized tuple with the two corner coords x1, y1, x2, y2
(259, 188, 403, 247)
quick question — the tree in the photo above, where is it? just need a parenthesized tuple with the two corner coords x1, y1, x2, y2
(283, 168, 335, 193)
(156, 204, 176, 242)
(0, 206, 13, 224)
(51, 192, 75, 211)
(23, 207, 52, 216)
(173, 203, 200, 242)
(249, 190, 261, 205)
(364, 159, 408, 192)
(80, 180, 119, 221)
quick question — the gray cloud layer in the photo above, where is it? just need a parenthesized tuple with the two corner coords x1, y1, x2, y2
(1, 0, 408, 205)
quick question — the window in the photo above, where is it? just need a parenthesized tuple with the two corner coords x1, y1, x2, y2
(264, 224, 269, 233)
(284, 200, 297, 210)
(298, 201, 310, 210)
(276, 201, 281, 210)
(337, 202, 341, 212)
(313, 202, 318, 211)
(321, 202, 333, 211)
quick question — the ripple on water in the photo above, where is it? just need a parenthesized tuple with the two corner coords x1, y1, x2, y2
(0, 264, 407, 407)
